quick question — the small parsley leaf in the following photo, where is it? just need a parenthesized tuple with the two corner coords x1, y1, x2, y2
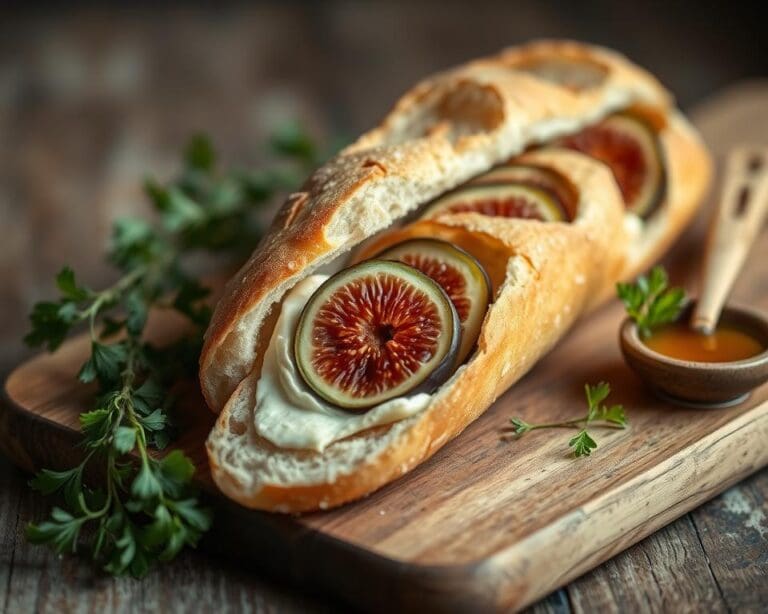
(131, 463, 162, 499)
(78, 341, 128, 386)
(30, 467, 81, 496)
(617, 266, 687, 338)
(569, 430, 598, 457)
(113, 426, 137, 454)
(138, 409, 167, 432)
(598, 404, 627, 427)
(56, 267, 90, 301)
(509, 381, 628, 457)
(184, 134, 216, 172)
(24, 301, 77, 351)
(509, 417, 533, 434)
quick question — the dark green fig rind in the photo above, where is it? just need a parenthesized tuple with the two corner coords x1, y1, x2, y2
(294, 260, 460, 411)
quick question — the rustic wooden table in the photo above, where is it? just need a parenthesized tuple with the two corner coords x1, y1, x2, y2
(1, 5, 767, 613)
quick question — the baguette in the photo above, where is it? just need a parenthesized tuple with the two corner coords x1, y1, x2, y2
(200, 40, 712, 512)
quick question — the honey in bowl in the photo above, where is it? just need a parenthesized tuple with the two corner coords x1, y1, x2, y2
(643, 320, 765, 363)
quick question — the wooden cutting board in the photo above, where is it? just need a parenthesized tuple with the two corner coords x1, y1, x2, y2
(3, 82, 768, 613)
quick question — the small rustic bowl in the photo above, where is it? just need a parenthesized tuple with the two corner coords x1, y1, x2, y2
(620, 302, 768, 407)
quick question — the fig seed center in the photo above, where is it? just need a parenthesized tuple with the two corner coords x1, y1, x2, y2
(310, 273, 443, 399)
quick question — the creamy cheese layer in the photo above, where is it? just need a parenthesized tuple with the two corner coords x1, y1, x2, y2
(253, 275, 432, 452)
(623, 212, 643, 240)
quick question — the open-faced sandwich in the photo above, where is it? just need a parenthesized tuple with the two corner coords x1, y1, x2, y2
(200, 40, 712, 512)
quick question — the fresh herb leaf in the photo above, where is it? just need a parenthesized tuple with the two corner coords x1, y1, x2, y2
(510, 417, 533, 435)
(56, 267, 90, 301)
(25, 125, 326, 576)
(270, 121, 319, 166)
(585, 381, 609, 409)
(26, 509, 86, 554)
(617, 266, 687, 338)
(24, 301, 77, 351)
(30, 467, 82, 496)
(509, 381, 627, 457)
(184, 134, 216, 172)
(138, 409, 167, 432)
(131, 462, 162, 499)
(569, 430, 598, 457)
(113, 426, 137, 454)
(78, 341, 129, 385)
(597, 404, 627, 427)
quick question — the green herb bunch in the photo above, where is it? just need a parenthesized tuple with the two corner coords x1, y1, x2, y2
(510, 382, 627, 457)
(24, 125, 321, 576)
(617, 266, 687, 338)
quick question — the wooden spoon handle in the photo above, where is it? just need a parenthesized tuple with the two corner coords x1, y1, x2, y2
(692, 147, 768, 334)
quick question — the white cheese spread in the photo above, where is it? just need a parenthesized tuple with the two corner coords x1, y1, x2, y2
(623, 212, 643, 240)
(253, 275, 432, 452)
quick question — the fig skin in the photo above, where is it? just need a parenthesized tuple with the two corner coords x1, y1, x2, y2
(470, 163, 578, 220)
(558, 112, 667, 218)
(294, 260, 460, 411)
(373, 238, 492, 365)
(424, 183, 567, 222)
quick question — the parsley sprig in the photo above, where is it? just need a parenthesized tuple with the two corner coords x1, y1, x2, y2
(509, 382, 627, 457)
(616, 266, 687, 338)
(24, 125, 319, 576)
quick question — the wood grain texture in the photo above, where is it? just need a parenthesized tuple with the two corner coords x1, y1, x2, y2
(4, 82, 768, 612)
(690, 476, 768, 612)
(2, 6, 768, 612)
(0, 455, 331, 614)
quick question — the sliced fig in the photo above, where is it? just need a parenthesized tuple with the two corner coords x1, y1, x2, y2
(424, 184, 567, 222)
(469, 163, 577, 219)
(294, 260, 460, 410)
(558, 113, 666, 218)
(375, 238, 491, 364)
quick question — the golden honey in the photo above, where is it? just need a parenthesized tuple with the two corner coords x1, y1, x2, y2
(644, 321, 764, 363)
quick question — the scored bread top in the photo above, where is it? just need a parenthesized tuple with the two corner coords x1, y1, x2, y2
(199, 40, 673, 413)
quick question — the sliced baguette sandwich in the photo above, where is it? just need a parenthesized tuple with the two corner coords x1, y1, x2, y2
(200, 40, 712, 512)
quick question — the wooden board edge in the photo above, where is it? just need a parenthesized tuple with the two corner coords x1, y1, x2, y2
(486, 399, 768, 611)
(0, 377, 489, 611)
(0, 374, 83, 474)
(189, 397, 768, 614)
(4, 368, 768, 613)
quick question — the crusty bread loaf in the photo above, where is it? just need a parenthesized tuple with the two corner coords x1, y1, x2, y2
(200, 40, 712, 512)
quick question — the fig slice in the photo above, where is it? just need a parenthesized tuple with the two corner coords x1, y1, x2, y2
(469, 163, 577, 220)
(558, 112, 666, 218)
(375, 238, 491, 364)
(294, 260, 460, 410)
(423, 183, 567, 222)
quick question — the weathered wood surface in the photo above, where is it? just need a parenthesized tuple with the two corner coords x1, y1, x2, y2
(10, 259, 767, 611)
(1, 455, 766, 614)
(2, 5, 768, 613)
(4, 80, 768, 614)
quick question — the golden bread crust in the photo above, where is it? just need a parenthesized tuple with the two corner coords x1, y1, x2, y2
(201, 41, 711, 512)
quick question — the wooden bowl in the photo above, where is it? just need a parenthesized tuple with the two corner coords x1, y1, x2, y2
(620, 302, 768, 407)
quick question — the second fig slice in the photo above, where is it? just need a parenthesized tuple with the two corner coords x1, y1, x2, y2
(375, 238, 492, 365)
